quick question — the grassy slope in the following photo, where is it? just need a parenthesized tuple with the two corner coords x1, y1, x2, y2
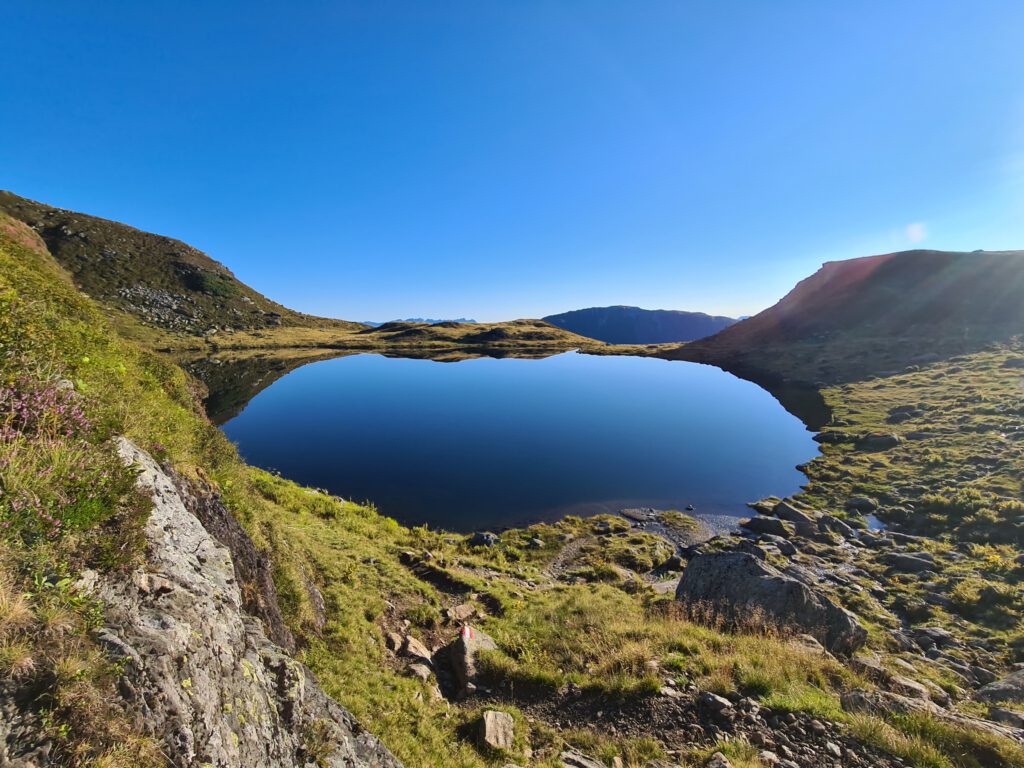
(668, 248, 1024, 386)
(0, 190, 598, 358)
(0, 191, 361, 338)
(3, 214, 1024, 767)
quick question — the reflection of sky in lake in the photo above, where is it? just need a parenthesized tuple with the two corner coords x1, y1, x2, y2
(222, 352, 816, 531)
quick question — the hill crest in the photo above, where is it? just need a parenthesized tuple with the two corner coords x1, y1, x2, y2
(543, 305, 735, 344)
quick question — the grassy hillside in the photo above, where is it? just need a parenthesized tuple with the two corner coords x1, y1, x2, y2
(0, 190, 364, 337)
(4, 212, 1024, 767)
(669, 249, 1024, 385)
(0, 192, 596, 360)
(544, 306, 736, 345)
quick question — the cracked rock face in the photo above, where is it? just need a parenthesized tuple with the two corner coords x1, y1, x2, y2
(97, 438, 401, 768)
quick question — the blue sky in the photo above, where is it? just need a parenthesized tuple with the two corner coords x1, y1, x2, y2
(2, 2, 1023, 321)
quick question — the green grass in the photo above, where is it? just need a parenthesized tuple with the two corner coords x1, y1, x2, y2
(5, 209, 1024, 767)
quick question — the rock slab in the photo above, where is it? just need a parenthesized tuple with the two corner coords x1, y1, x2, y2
(675, 552, 867, 654)
(97, 439, 402, 768)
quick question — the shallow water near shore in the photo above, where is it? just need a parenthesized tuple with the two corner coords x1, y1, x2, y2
(219, 352, 816, 531)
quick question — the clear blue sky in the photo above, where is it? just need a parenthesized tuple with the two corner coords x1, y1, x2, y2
(2, 2, 1023, 321)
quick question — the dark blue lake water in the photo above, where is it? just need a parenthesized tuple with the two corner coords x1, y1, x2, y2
(221, 352, 816, 531)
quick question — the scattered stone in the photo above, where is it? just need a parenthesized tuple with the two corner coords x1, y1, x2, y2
(445, 603, 476, 622)
(977, 668, 1024, 703)
(989, 707, 1024, 728)
(881, 552, 934, 573)
(774, 500, 815, 524)
(698, 691, 734, 712)
(408, 663, 432, 682)
(818, 515, 854, 539)
(469, 531, 499, 547)
(704, 752, 733, 768)
(560, 748, 607, 768)
(401, 635, 433, 665)
(855, 432, 901, 451)
(479, 710, 514, 751)
(845, 497, 878, 513)
(748, 497, 782, 515)
(740, 516, 793, 538)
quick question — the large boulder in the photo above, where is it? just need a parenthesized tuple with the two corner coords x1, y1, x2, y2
(740, 515, 794, 538)
(977, 669, 1024, 704)
(675, 552, 867, 654)
(95, 439, 402, 768)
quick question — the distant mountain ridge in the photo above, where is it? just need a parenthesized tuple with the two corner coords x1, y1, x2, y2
(543, 305, 736, 344)
(362, 317, 477, 327)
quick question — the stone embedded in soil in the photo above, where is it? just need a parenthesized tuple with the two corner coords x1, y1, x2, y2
(479, 710, 514, 751)
(450, 624, 498, 696)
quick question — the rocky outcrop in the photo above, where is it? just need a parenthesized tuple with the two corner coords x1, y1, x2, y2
(95, 439, 401, 768)
(170, 469, 296, 651)
(977, 669, 1024, 704)
(675, 552, 867, 654)
(0, 680, 50, 767)
(842, 689, 1024, 742)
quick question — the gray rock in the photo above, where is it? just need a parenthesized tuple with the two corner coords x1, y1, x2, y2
(818, 515, 854, 538)
(855, 432, 902, 451)
(740, 515, 794, 538)
(842, 688, 1022, 741)
(96, 439, 401, 768)
(479, 710, 514, 751)
(845, 496, 878, 513)
(561, 748, 607, 768)
(990, 707, 1024, 728)
(408, 663, 432, 681)
(774, 500, 815, 525)
(675, 552, 867, 654)
(882, 552, 934, 573)
(978, 669, 1024, 703)
(699, 691, 733, 711)
(469, 531, 499, 547)
(402, 635, 433, 665)
(449, 624, 498, 696)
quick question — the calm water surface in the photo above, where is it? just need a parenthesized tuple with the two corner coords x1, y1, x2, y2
(221, 352, 816, 531)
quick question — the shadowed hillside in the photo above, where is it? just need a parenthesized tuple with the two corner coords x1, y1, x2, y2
(667, 249, 1024, 385)
(544, 305, 736, 344)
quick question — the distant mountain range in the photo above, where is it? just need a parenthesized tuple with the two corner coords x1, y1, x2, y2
(362, 318, 477, 327)
(542, 305, 736, 344)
